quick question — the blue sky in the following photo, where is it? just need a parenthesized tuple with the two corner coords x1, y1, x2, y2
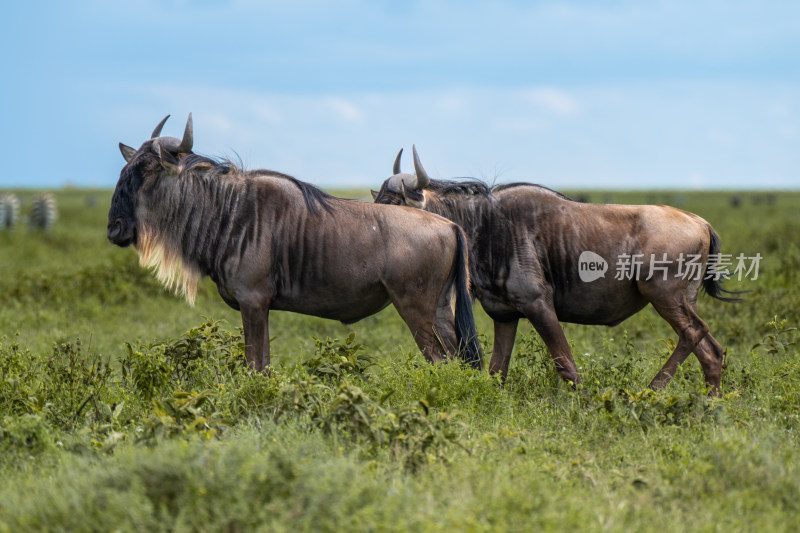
(2, 1, 798, 190)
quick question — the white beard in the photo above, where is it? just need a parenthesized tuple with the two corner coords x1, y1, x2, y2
(135, 228, 201, 306)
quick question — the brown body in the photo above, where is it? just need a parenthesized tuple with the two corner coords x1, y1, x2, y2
(374, 147, 738, 393)
(213, 178, 483, 370)
(108, 117, 483, 372)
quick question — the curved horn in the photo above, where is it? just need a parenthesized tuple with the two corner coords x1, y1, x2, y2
(393, 148, 403, 175)
(176, 113, 193, 153)
(151, 115, 170, 139)
(411, 144, 430, 189)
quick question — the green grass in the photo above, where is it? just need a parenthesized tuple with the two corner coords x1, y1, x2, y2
(1, 188, 799, 531)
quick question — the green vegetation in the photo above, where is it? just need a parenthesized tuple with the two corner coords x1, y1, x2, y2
(0, 188, 798, 531)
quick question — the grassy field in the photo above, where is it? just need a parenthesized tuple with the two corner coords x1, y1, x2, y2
(1, 188, 799, 531)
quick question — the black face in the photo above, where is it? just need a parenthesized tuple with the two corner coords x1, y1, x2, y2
(373, 183, 402, 205)
(107, 148, 156, 247)
(373, 180, 423, 206)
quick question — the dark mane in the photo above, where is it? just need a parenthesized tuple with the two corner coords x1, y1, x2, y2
(427, 178, 493, 197)
(181, 153, 334, 214)
(428, 177, 572, 201)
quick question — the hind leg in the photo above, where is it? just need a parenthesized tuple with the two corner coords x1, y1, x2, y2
(650, 307, 723, 393)
(649, 335, 693, 390)
(642, 279, 721, 392)
(434, 284, 460, 357)
(693, 333, 725, 395)
(645, 301, 709, 389)
(383, 262, 454, 363)
(390, 295, 449, 363)
(401, 311, 448, 363)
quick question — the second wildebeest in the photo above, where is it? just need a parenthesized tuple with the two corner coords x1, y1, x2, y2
(374, 146, 740, 394)
(107, 116, 482, 372)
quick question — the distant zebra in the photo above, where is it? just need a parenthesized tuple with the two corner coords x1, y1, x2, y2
(30, 193, 57, 230)
(0, 193, 20, 230)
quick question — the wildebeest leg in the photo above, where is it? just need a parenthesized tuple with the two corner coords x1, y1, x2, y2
(644, 286, 719, 392)
(693, 333, 724, 395)
(649, 335, 693, 390)
(434, 288, 460, 356)
(386, 273, 450, 363)
(523, 300, 580, 386)
(241, 305, 270, 373)
(649, 329, 723, 394)
(411, 317, 449, 363)
(488, 319, 519, 382)
(392, 300, 448, 363)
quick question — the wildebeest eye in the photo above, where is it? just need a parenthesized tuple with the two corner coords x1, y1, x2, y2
(375, 190, 403, 206)
(387, 194, 404, 206)
(404, 188, 424, 204)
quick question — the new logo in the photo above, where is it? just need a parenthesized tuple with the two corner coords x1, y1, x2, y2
(578, 251, 608, 282)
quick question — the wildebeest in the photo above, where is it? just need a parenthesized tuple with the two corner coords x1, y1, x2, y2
(107, 116, 482, 372)
(374, 146, 739, 393)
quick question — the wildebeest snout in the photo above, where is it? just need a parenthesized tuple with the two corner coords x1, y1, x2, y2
(107, 218, 134, 247)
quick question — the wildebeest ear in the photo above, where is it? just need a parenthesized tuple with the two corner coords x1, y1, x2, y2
(119, 143, 137, 163)
(400, 180, 425, 208)
(152, 140, 181, 174)
(371, 189, 379, 200)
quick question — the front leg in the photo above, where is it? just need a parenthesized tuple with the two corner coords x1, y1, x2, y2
(523, 298, 580, 386)
(241, 304, 270, 373)
(489, 319, 519, 382)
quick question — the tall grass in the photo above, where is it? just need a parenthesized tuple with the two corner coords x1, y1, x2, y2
(0, 189, 798, 531)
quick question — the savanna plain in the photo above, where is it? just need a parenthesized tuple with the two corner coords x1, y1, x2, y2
(1, 188, 799, 532)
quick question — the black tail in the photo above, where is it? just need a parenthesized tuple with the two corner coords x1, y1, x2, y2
(453, 228, 484, 369)
(703, 227, 746, 303)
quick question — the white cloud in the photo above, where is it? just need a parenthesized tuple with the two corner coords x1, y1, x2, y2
(325, 97, 364, 123)
(523, 88, 581, 116)
(252, 102, 283, 125)
(437, 94, 469, 116)
(203, 113, 235, 136)
(491, 116, 545, 134)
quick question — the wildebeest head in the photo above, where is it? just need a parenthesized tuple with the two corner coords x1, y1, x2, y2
(372, 145, 431, 208)
(107, 114, 194, 247)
